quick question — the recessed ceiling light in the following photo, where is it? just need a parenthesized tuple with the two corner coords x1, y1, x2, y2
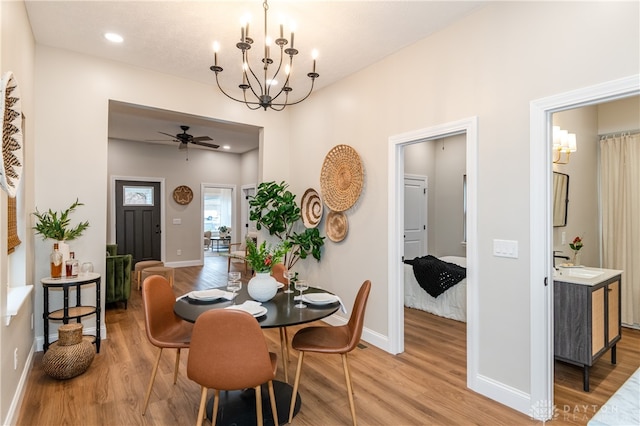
(104, 33, 124, 43)
(223, 145, 231, 150)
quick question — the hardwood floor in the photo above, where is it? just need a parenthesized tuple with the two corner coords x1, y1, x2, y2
(17, 254, 640, 425)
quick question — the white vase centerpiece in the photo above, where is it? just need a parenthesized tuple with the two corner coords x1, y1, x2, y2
(248, 272, 279, 302)
(246, 240, 287, 302)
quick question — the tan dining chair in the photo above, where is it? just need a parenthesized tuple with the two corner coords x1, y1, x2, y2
(271, 263, 290, 382)
(141, 275, 193, 415)
(187, 309, 278, 426)
(288, 280, 371, 426)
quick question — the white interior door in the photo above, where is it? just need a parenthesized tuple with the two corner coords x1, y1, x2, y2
(241, 185, 257, 237)
(404, 175, 427, 261)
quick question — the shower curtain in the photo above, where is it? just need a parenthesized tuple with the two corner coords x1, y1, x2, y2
(600, 133, 640, 327)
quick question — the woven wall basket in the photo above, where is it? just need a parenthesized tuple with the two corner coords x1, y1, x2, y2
(320, 144, 363, 212)
(326, 210, 348, 242)
(42, 323, 95, 380)
(0, 71, 24, 198)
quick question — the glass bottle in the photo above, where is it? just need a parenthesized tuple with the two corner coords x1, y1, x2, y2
(50, 243, 63, 279)
(66, 252, 79, 278)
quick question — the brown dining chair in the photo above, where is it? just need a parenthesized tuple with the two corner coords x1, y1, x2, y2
(141, 275, 193, 415)
(187, 309, 278, 426)
(288, 280, 371, 426)
(271, 263, 290, 382)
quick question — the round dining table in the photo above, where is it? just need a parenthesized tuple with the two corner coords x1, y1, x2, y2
(174, 285, 340, 426)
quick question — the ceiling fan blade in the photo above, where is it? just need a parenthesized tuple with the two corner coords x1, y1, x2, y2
(145, 139, 175, 142)
(192, 141, 220, 149)
(158, 131, 178, 138)
(191, 136, 213, 142)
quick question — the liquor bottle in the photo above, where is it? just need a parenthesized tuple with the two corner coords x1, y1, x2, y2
(50, 243, 63, 279)
(66, 252, 79, 278)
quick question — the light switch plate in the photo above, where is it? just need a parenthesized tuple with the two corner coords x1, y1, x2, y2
(493, 239, 518, 258)
(172, 218, 181, 225)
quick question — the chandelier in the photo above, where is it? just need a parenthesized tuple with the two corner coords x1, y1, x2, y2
(210, 0, 319, 111)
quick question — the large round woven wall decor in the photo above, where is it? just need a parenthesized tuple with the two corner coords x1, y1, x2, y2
(320, 144, 363, 212)
(0, 72, 23, 198)
(326, 210, 348, 243)
(301, 188, 323, 228)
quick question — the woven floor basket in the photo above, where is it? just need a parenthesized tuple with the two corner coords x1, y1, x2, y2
(42, 323, 95, 380)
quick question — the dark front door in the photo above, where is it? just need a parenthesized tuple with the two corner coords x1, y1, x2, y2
(115, 180, 161, 264)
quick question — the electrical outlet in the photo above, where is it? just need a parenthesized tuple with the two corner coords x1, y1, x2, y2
(177, 249, 182, 256)
(14, 348, 18, 370)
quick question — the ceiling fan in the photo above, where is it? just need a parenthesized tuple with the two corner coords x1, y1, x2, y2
(152, 125, 219, 150)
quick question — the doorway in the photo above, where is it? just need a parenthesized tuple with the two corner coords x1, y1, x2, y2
(114, 179, 162, 263)
(388, 116, 478, 388)
(529, 75, 639, 419)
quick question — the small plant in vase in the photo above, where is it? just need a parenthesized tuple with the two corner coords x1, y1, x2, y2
(245, 240, 287, 302)
(218, 225, 229, 238)
(569, 236, 583, 266)
(33, 198, 89, 278)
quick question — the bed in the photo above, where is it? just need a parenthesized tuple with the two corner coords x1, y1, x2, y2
(404, 255, 467, 322)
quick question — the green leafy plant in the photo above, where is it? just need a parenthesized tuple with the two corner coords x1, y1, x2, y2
(245, 240, 287, 273)
(249, 181, 325, 269)
(32, 198, 90, 241)
(218, 225, 229, 233)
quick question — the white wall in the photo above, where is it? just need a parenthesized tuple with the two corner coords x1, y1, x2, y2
(0, 1, 36, 424)
(287, 0, 639, 412)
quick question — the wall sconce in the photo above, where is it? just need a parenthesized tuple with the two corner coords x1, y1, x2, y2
(553, 126, 577, 164)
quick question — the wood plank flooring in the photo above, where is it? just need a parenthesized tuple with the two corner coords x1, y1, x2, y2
(16, 254, 640, 425)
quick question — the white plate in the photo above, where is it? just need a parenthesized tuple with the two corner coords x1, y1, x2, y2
(303, 293, 338, 305)
(190, 289, 226, 301)
(227, 305, 268, 317)
(277, 282, 284, 289)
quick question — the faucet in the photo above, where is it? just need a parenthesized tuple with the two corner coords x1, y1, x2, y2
(553, 250, 570, 268)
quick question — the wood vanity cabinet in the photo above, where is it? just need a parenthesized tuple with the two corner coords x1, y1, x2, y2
(554, 274, 621, 392)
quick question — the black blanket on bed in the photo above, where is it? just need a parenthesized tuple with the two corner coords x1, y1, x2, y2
(404, 255, 466, 298)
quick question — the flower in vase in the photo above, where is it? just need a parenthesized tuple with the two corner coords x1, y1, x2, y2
(569, 236, 583, 252)
(246, 240, 287, 273)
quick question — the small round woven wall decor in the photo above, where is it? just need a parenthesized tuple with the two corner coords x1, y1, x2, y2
(320, 144, 363, 212)
(301, 188, 323, 228)
(0, 71, 24, 198)
(172, 185, 193, 205)
(326, 210, 348, 243)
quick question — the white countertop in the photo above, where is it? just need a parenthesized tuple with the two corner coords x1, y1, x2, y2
(554, 267, 623, 286)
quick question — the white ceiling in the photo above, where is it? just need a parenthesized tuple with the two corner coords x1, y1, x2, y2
(25, 0, 485, 154)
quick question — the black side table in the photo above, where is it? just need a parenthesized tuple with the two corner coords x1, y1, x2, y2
(41, 272, 101, 353)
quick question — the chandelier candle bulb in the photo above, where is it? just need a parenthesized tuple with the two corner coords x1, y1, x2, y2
(280, 23, 283, 38)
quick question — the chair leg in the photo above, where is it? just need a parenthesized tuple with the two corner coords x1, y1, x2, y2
(279, 327, 289, 383)
(254, 385, 263, 426)
(212, 389, 220, 426)
(137, 271, 142, 290)
(227, 257, 231, 273)
(174, 348, 181, 384)
(268, 380, 278, 426)
(142, 348, 163, 415)
(342, 353, 357, 426)
(196, 386, 208, 426)
(288, 351, 305, 424)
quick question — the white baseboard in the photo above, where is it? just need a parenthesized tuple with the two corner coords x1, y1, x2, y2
(471, 373, 534, 419)
(322, 314, 392, 353)
(165, 260, 202, 268)
(4, 342, 35, 426)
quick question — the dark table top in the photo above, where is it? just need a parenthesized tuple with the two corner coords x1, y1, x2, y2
(174, 286, 340, 327)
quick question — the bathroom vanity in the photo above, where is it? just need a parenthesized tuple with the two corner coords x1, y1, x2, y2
(553, 267, 623, 392)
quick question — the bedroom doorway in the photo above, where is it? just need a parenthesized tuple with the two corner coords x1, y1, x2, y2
(388, 116, 478, 389)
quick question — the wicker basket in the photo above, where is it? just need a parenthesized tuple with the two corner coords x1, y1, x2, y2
(42, 324, 95, 380)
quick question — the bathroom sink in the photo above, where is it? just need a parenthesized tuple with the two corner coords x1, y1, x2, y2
(562, 268, 605, 279)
